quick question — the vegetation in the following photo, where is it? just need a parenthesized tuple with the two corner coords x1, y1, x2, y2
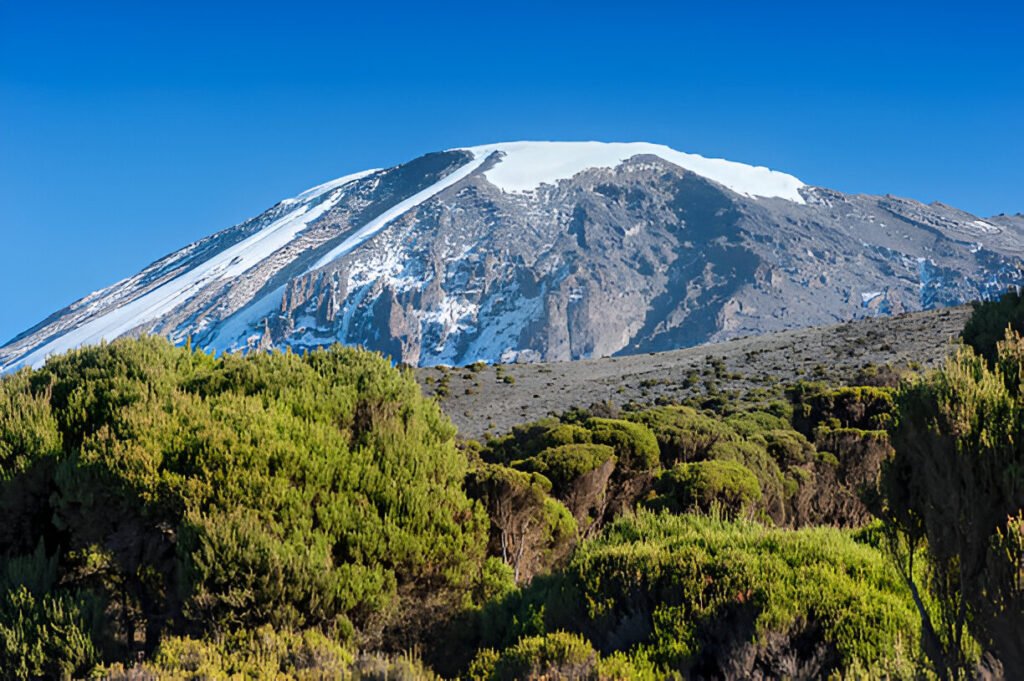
(879, 329, 1024, 678)
(468, 511, 921, 679)
(2, 290, 1023, 678)
(0, 338, 490, 676)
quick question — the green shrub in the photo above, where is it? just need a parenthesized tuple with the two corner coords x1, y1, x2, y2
(585, 418, 660, 473)
(488, 418, 593, 464)
(0, 586, 101, 680)
(515, 444, 616, 495)
(653, 460, 762, 519)
(626, 406, 736, 466)
(562, 511, 920, 678)
(881, 332, 1024, 674)
(468, 631, 639, 681)
(466, 464, 576, 583)
(723, 410, 789, 440)
(97, 625, 442, 680)
(791, 384, 896, 435)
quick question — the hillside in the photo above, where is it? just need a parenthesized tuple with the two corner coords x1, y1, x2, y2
(418, 305, 971, 439)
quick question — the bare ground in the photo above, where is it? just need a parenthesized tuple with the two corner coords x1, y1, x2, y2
(415, 306, 972, 441)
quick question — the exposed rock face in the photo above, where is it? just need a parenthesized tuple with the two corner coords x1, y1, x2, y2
(2, 142, 1022, 371)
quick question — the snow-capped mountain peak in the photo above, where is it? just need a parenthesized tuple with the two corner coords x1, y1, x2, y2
(460, 141, 807, 202)
(2, 142, 1021, 372)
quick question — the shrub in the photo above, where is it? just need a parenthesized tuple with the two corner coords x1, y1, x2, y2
(467, 631, 638, 681)
(564, 511, 920, 678)
(626, 406, 736, 466)
(488, 418, 593, 464)
(653, 460, 763, 519)
(515, 444, 616, 495)
(0, 586, 101, 680)
(585, 418, 660, 473)
(466, 464, 577, 583)
(880, 331, 1024, 675)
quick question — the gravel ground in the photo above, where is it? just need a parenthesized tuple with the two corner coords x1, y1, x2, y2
(415, 306, 972, 440)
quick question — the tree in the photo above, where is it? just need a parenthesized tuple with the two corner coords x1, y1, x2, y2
(880, 329, 1024, 678)
(466, 465, 576, 583)
(962, 288, 1024, 365)
(514, 444, 616, 539)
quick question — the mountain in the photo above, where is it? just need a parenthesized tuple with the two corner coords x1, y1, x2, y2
(2, 141, 1022, 371)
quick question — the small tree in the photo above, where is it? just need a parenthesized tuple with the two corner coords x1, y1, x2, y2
(879, 329, 1024, 678)
(466, 465, 576, 583)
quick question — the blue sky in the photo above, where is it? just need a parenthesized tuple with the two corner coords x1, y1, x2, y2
(1, 1, 1022, 344)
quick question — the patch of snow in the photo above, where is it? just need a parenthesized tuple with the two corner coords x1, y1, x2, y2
(459, 141, 806, 203)
(861, 291, 884, 304)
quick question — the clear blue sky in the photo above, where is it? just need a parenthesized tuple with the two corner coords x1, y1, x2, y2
(1, 1, 1022, 344)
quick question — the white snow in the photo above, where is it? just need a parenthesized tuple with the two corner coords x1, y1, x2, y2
(971, 219, 999, 234)
(459, 141, 806, 203)
(7, 177, 363, 371)
(861, 291, 884, 304)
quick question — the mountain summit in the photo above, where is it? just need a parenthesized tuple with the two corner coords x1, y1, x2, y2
(3, 141, 1022, 371)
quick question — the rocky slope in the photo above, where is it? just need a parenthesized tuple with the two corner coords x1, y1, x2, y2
(417, 305, 972, 440)
(2, 142, 1021, 371)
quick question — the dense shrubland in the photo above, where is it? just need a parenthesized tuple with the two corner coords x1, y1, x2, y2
(1, 291, 1022, 679)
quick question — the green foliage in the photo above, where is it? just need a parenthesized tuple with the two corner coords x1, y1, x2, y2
(515, 444, 616, 495)
(962, 288, 1024, 364)
(0, 337, 489, 668)
(723, 410, 789, 439)
(97, 625, 443, 680)
(585, 418, 660, 473)
(626, 406, 735, 466)
(467, 631, 640, 680)
(791, 384, 897, 435)
(653, 460, 763, 519)
(488, 418, 593, 464)
(476, 511, 921, 679)
(880, 331, 1024, 676)
(0, 586, 101, 681)
(466, 463, 576, 583)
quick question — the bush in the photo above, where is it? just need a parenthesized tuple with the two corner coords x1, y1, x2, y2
(467, 631, 638, 681)
(515, 444, 616, 495)
(466, 464, 577, 583)
(563, 511, 920, 678)
(97, 625, 443, 680)
(626, 406, 736, 466)
(880, 332, 1024, 675)
(791, 384, 896, 435)
(488, 418, 593, 464)
(585, 418, 660, 473)
(0, 586, 101, 680)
